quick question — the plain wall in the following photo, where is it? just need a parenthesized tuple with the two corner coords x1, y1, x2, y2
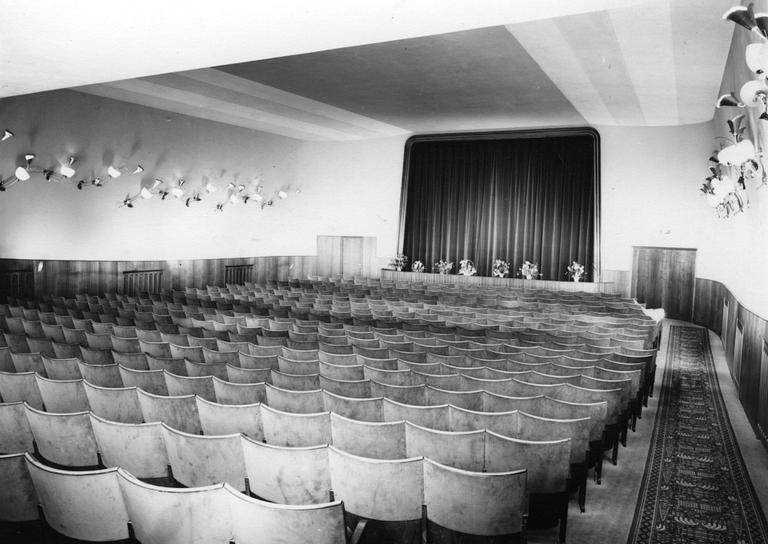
(0, 90, 305, 260)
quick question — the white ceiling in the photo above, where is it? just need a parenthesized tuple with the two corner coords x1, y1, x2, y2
(2, 0, 736, 140)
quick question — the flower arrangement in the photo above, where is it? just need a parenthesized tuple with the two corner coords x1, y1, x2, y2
(491, 259, 510, 278)
(411, 260, 424, 273)
(434, 259, 454, 275)
(706, 8, 768, 218)
(389, 253, 408, 271)
(458, 258, 477, 276)
(567, 261, 585, 282)
(700, 115, 756, 218)
(518, 260, 539, 280)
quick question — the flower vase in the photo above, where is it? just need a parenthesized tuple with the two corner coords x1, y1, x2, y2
(396, 266, 402, 272)
(573, 276, 581, 283)
(525, 274, 533, 280)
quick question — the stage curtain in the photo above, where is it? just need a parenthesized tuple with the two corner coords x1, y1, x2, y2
(400, 133, 596, 279)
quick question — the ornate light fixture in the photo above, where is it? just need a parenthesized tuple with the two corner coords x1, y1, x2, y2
(704, 3, 768, 218)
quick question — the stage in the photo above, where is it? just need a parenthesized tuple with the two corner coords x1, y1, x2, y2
(380, 269, 619, 294)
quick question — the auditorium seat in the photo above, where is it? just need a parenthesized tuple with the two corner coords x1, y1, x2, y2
(406, 422, 485, 471)
(226, 483, 346, 544)
(83, 381, 143, 424)
(118, 469, 231, 544)
(328, 446, 424, 543)
(139, 339, 172, 359)
(0, 452, 39, 531)
(164, 371, 216, 401)
(323, 390, 383, 422)
(0, 371, 44, 409)
(10, 351, 46, 376)
(90, 415, 169, 480)
(383, 398, 449, 430)
(24, 405, 99, 467)
(41, 355, 81, 380)
(241, 436, 332, 504)
(35, 375, 89, 413)
(162, 424, 247, 490)
(118, 365, 167, 395)
(146, 354, 185, 374)
(0, 402, 35, 454)
(26, 454, 131, 541)
(79, 344, 115, 365)
(196, 396, 263, 439)
(423, 457, 527, 542)
(330, 413, 406, 460)
(136, 389, 201, 434)
(3, 332, 30, 353)
(78, 361, 123, 388)
(212, 376, 265, 405)
(261, 404, 331, 446)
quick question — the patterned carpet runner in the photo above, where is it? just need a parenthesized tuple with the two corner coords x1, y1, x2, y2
(628, 325, 768, 543)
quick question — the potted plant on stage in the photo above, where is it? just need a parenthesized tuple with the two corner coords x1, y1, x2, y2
(434, 259, 454, 275)
(518, 260, 539, 280)
(458, 258, 477, 276)
(390, 253, 408, 271)
(567, 261, 585, 282)
(411, 260, 424, 273)
(491, 259, 510, 278)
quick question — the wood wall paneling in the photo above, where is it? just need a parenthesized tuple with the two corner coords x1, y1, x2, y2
(632, 246, 696, 320)
(0, 256, 317, 298)
(758, 341, 768, 446)
(693, 277, 768, 437)
(733, 319, 744, 389)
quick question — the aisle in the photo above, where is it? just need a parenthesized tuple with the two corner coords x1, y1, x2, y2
(627, 325, 768, 543)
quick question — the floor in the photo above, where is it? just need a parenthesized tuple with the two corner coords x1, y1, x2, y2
(527, 319, 768, 544)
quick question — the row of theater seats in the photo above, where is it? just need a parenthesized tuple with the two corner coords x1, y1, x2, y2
(0, 280, 660, 542)
(0, 330, 646, 479)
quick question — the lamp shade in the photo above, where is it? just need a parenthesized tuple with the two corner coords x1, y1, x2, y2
(14, 166, 30, 181)
(724, 5, 758, 32)
(107, 166, 122, 178)
(739, 79, 767, 106)
(746, 42, 768, 73)
(59, 163, 75, 179)
(717, 93, 744, 108)
(717, 139, 755, 166)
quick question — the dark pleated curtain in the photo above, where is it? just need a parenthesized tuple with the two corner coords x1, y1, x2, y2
(401, 134, 596, 279)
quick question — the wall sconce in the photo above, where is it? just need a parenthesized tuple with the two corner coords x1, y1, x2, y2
(107, 164, 144, 178)
(2, 153, 36, 189)
(59, 157, 77, 178)
(1, 130, 13, 142)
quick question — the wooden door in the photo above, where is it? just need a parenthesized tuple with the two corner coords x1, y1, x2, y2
(341, 237, 364, 277)
(631, 247, 696, 320)
(316, 236, 378, 278)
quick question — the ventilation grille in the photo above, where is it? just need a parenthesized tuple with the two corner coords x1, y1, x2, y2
(123, 269, 163, 296)
(225, 264, 253, 286)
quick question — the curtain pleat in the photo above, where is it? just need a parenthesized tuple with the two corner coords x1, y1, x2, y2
(401, 135, 595, 279)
